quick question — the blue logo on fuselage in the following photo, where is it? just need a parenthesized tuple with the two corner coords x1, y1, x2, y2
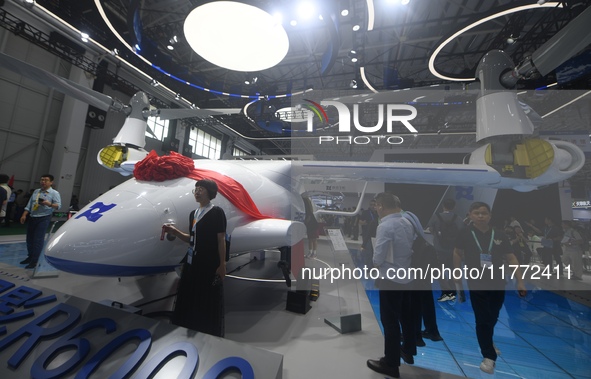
(75, 202, 117, 222)
(455, 186, 474, 201)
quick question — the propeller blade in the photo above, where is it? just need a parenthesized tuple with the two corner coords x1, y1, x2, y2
(0, 52, 119, 112)
(502, 6, 591, 87)
(532, 5, 591, 77)
(151, 108, 241, 120)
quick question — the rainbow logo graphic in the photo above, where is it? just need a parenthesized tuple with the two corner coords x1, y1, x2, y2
(303, 99, 328, 125)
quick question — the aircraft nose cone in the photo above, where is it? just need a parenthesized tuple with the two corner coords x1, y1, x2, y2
(45, 190, 180, 276)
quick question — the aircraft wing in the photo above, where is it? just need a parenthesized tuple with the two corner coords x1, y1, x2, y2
(293, 160, 501, 187)
(151, 108, 242, 120)
(0, 52, 118, 112)
(292, 139, 584, 192)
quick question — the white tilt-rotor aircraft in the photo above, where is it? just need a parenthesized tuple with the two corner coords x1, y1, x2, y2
(1, 5, 589, 279)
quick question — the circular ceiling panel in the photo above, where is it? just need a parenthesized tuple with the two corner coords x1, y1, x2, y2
(184, 1, 289, 72)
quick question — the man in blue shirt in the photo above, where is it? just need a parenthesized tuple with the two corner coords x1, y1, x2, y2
(367, 192, 416, 378)
(19, 174, 61, 269)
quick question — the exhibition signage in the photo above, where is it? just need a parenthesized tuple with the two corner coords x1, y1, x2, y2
(303, 181, 366, 194)
(0, 278, 283, 378)
(326, 228, 348, 252)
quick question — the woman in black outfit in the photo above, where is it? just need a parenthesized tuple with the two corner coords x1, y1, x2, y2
(163, 179, 227, 337)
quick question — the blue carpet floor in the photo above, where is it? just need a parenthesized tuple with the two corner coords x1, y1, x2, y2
(351, 249, 591, 378)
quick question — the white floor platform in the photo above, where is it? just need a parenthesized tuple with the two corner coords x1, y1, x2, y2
(0, 234, 465, 379)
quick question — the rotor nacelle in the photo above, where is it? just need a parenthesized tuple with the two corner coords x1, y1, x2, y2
(97, 144, 148, 176)
(469, 138, 585, 192)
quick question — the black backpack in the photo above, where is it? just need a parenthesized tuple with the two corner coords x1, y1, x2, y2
(410, 231, 437, 289)
(411, 234, 436, 269)
(436, 213, 459, 249)
(573, 226, 590, 253)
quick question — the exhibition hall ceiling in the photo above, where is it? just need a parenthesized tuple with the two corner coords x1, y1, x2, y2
(39, 1, 590, 96)
(5, 0, 591, 183)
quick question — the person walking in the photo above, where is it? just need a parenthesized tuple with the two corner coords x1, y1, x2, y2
(20, 175, 61, 269)
(427, 198, 463, 302)
(367, 193, 417, 378)
(453, 201, 526, 374)
(0, 174, 11, 227)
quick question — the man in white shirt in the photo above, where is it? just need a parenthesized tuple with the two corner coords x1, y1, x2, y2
(367, 192, 416, 378)
(20, 174, 61, 269)
(0, 174, 11, 226)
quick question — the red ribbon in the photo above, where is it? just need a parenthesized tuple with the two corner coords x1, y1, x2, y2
(134, 151, 271, 220)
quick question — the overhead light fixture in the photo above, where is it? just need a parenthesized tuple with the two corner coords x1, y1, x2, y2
(88, 0, 309, 99)
(80, 32, 89, 43)
(184, 2, 289, 71)
(352, 24, 360, 31)
(351, 57, 358, 63)
(167, 35, 178, 50)
(175, 93, 181, 100)
(110, 48, 119, 56)
(341, 9, 349, 17)
(290, 19, 298, 26)
(297, 2, 316, 20)
(150, 79, 159, 87)
(350, 79, 358, 89)
(272, 12, 283, 24)
(506, 32, 521, 44)
(359, 67, 378, 93)
(367, 0, 375, 31)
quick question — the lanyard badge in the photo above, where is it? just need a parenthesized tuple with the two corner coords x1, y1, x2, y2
(471, 229, 495, 268)
(186, 205, 211, 265)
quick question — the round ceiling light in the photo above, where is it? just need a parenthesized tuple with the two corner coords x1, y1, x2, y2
(184, 1, 289, 72)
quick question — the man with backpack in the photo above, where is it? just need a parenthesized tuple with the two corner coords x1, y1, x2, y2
(428, 198, 463, 302)
(366, 193, 417, 378)
(403, 209, 443, 346)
